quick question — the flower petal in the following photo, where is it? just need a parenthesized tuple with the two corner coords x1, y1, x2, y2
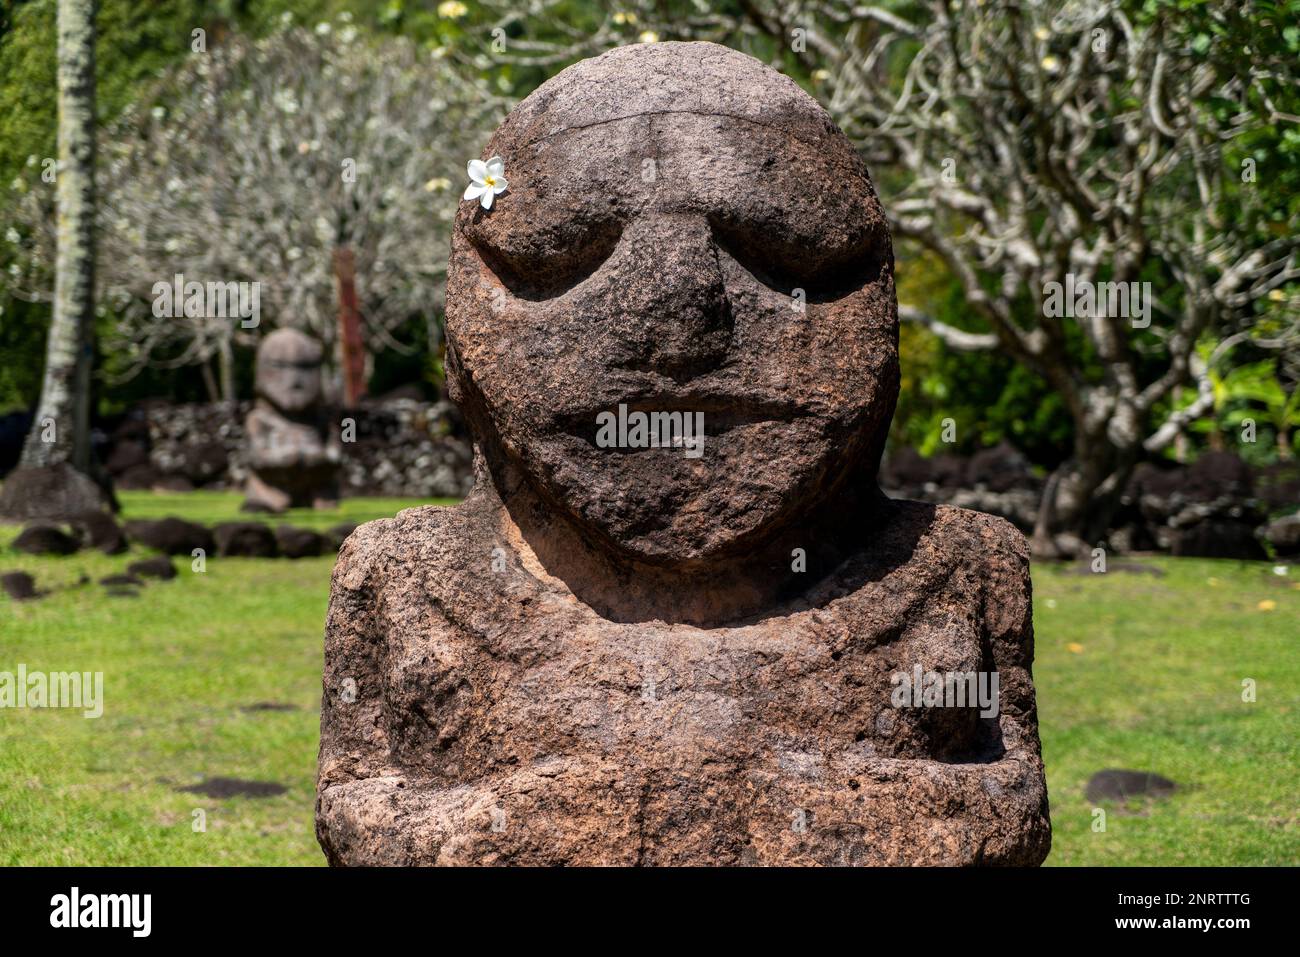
(463, 183, 486, 201)
(491, 176, 508, 193)
(467, 159, 488, 183)
(480, 189, 495, 210)
(486, 156, 505, 177)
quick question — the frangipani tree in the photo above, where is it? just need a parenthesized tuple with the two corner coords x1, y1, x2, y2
(11, 21, 506, 398)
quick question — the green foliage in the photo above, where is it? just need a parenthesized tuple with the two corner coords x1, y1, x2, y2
(1189, 346, 1300, 463)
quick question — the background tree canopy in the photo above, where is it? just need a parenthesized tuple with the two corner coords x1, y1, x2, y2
(1, 0, 1296, 502)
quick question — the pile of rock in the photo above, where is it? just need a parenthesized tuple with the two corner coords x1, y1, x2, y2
(1117, 452, 1268, 560)
(92, 396, 472, 499)
(882, 445, 1298, 560)
(880, 442, 1043, 532)
(337, 398, 472, 498)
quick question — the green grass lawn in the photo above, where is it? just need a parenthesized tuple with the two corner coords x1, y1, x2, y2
(1, 491, 1296, 865)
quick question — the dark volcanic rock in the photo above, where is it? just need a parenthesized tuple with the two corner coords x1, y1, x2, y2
(316, 42, 1050, 867)
(274, 525, 326, 558)
(0, 463, 114, 522)
(127, 556, 178, 580)
(12, 523, 79, 556)
(116, 463, 163, 491)
(1171, 518, 1268, 561)
(1, 571, 37, 601)
(178, 777, 287, 799)
(966, 442, 1039, 493)
(1085, 769, 1176, 803)
(124, 517, 214, 556)
(214, 521, 278, 558)
(99, 573, 143, 587)
(1263, 512, 1300, 557)
(152, 474, 195, 493)
(68, 510, 127, 555)
(104, 439, 149, 476)
(1183, 451, 1253, 502)
(172, 440, 228, 485)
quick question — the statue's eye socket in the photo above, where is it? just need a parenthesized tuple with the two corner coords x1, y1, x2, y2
(708, 217, 884, 303)
(472, 220, 624, 301)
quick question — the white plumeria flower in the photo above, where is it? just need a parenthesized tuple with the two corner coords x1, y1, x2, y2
(463, 156, 508, 210)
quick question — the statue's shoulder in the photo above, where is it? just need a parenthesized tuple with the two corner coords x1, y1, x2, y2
(873, 497, 1030, 583)
(929, 502, 1030, 563)
(331, 490, 496, 597)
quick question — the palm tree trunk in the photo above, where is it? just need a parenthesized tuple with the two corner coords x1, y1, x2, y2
(20, 0, 96, 471)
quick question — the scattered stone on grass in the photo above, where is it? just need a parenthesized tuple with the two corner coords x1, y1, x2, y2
(99, 573, 143, 587)
(12, 524, 80, 556)
(127, 556, 177, 580)
(1085, 769, 1177, 803)
(275, 525, 327, 558)
(177, 777, 288, 799)
(1, 571, 37, 601)
(123, 517, 215, 556)
(214, 521, 279, 558)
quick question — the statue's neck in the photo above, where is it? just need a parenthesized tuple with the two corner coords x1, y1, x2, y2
(480, 449, 886, 627)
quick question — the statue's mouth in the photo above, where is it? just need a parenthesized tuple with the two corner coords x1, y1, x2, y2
(560, 394, 807, 453)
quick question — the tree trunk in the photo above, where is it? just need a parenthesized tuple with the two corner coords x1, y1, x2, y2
(334, 246, 366, 408)
(19, 0, 97, 473)
(218, 336, 235, 402)
(0, 0, 111, 521)
(1032, 416, 1141, 558)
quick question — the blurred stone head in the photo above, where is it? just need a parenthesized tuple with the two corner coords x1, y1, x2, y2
(256, 328, 324, 414)
(446, 41, 898, 565)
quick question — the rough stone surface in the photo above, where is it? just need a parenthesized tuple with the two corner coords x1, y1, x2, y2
(124, 517, 214, 556)
(12, 523, 80, 556)
(1170, 517, 1267, 561)
(316, 41, 1050, 867)
(243, 329, 341, 512)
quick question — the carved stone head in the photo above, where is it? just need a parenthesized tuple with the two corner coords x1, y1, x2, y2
(446, 41, 898, 564)
(255, 328, 325, 415)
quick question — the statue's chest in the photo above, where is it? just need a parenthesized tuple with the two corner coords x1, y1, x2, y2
(385, 579, 988, 772)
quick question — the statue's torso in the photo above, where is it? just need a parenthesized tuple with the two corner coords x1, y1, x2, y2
(317, 496, 1049, 865)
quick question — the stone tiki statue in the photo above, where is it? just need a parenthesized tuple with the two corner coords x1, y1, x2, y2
(316, 42, 1051, 865)
(243, 328, 341, 513)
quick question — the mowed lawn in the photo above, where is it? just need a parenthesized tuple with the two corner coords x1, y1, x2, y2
(0, 490, 1296, 865)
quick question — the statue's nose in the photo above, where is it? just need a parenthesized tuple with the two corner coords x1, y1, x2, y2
(607, 215, 733, 382)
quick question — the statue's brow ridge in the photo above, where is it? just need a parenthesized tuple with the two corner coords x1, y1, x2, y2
(510, 107, 834, 153)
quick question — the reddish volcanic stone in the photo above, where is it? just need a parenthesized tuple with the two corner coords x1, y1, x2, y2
(315, 41, 1050, 866)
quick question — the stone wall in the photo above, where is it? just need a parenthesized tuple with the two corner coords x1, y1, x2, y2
(880, 444, 1300, 560)
(100, 398, 473, 499)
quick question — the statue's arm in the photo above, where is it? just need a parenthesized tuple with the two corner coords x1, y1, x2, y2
(315, 514, 587, 865)
(787, 514, 1050, 867)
